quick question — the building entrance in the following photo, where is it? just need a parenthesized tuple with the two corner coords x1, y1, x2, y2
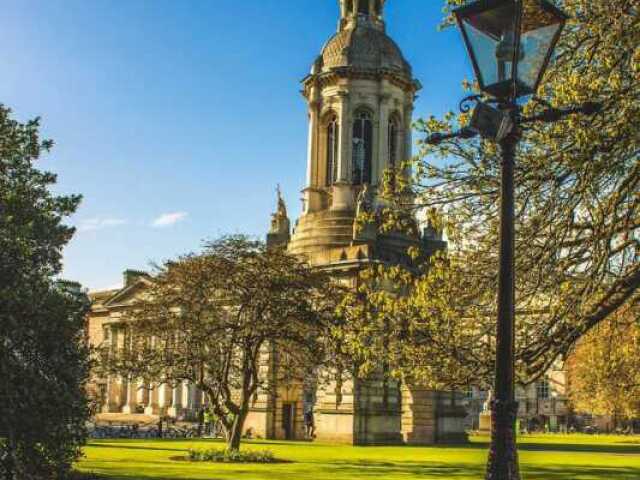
(282, 403, 295, 440)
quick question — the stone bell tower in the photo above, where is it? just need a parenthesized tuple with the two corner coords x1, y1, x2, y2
(264, 1, 460, 446)
(299, 0, 419, 219)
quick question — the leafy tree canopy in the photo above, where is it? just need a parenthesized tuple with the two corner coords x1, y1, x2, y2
(100, 236, 340, 451)
(366, 0, 640, 388)
(0, 105, 90, 479)
(567, 305, 640, 424)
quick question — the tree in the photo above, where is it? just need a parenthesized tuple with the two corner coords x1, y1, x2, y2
(370, 0, 639, 387)
(100, 236, 338, 451)
(0, 105, 90, 479)
(567, 305, 640, 428)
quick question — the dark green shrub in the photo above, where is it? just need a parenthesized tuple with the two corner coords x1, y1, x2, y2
(187, 448, 276, 463)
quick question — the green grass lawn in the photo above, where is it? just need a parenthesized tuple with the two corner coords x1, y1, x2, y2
(76, 434, 640, 480)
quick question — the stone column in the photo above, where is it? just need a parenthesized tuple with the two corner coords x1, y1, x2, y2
(167, 384, 184, 418)
(181, 381, 192, 417)
(103, 326, 121, 413)
(403, 104, 413, 164)
(303, 96, 324, 213)
(121, 377, 138, 414)
(306, 97, 320, 188)
(375, 93, 390, 185)
(137, 382, 149, 408)
(336, 91, 351, 183)
(102, 376, 115, 413)
(158, 384, 172, 416)
(332, 91, 354, 211)
(145, 384, 160, 416)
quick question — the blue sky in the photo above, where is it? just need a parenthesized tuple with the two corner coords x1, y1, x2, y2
(0, 0, 471, 290)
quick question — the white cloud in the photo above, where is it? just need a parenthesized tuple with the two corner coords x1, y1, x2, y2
(152, 212, 188, 228)
(78, 217, 127, 232)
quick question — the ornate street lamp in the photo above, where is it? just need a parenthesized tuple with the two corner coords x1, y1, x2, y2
(454, 3, 567, 480)
(454, 0, 567, 100)
(424, 2, 598, 480)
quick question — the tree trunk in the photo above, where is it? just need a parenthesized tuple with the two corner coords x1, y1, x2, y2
(227, 411, 247, 451)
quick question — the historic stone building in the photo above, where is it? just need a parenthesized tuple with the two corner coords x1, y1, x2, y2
(87, 0, 468, 445)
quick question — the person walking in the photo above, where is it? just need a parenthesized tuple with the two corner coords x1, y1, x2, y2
(304, 408, 315, 440)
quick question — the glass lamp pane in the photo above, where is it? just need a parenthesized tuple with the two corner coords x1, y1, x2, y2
(457, 0, 566, 98)
(518, 0, 565, 93)
(459, 1, 518, 97)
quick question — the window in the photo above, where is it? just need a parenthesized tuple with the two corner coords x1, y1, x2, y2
(352, 110, 373, 185)
(537, 378, 550, 399)
(358, 0, 370, 15)
(326, 115, 339, 187)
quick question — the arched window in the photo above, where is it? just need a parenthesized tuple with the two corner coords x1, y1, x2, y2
(352, 110, 373, 185)
(358, 0, 370, 15)
(326, 115, 339, 187)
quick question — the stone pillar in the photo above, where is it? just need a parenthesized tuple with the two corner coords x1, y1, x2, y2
(401, 385, 436, 445)
(158, 384, 172, 416)
(103, 326, 121, 413)
(303, 97, 324, 213)
(375, 93, 390, 185)
(137, 382, 150, 408)
(144, 384, 160, 416)
(306, 98, 320, 188)
(121, 377, 138, 414)
(332, 92, 355, 211)
(103, 376, 116, 413)
(403, 104, 413, 164)
(335, 91, 351, 184)
(181, 381, 190, 408)
(167, 384, 184, 418)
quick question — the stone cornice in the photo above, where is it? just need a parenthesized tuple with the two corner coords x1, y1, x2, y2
(302, 68, 421, 98)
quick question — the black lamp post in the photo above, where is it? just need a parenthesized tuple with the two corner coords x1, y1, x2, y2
(430, 1, 570, 479)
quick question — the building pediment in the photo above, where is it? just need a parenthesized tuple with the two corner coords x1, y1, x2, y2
(102, 277, 152, 308)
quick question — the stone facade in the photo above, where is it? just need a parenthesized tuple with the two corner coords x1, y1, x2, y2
(86, 0, 468, 445)
(274, 0, 464, 445)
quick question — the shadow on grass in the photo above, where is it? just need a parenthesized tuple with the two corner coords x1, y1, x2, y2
(309, 461, 640, 479)
(76, 461, 640, 480)
(431, 441, 640, 455)
(88, 443, 188, 453)
(518, 442, 640, 455)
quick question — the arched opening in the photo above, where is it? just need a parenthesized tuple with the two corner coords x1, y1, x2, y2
(325, 115, 339, 187)
(357, 0, 370, 15)
(352, 110, 373, 185)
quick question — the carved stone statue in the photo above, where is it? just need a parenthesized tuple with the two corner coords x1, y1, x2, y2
(353, 184, 376, 241)
(355, 184, 373, 218)
(483, 389, 493, 412)
(276, 184, 288, 219)
(269, 185, 291, 237)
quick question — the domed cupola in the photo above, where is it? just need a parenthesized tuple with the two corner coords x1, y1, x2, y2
(321, 0, 412, 78)
(292, 0, 421, 260)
